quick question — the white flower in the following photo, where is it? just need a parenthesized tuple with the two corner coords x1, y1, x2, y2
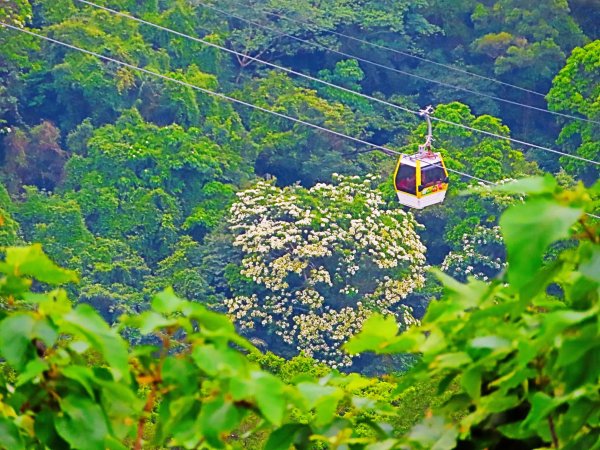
(224, 175, 426, 366)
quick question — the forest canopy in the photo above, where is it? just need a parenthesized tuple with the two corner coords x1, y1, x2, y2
(0, 0, 599, 448)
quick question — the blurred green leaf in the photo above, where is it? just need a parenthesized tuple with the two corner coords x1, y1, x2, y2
(344, 314, 398, 354)
(297, 382, 339, 409)
(490, 175, 557, 195)
(461, 368, 482, 401)
(151, 287, 183, 314)
(199, 396, 241, 448)
(265, 424, 307, 450)
(251, 371, 286, 426)
(0, 314, 38, 370)
(500, 198, 582, 291)
(0, 244, 78, 285)
(63, 305, 130, 382)
(434, 352, 472, 369)
(192, 344, 247, 377)
(0, 418, 26, 450)
(408, 416, 458, 450)
(16, 358, 49, 386)
(55, 396, 109, 450)
(579, 244, 600, 282)
(136, 311, 178, 335)
(365, 439, 398, 450)
(62, 366, 96, 399)
(520, 392, 560, 430)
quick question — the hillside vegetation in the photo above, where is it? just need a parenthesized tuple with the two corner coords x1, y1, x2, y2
(0, 0, 599, 448)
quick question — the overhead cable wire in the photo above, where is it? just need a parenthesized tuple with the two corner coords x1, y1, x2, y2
(223, 0, 547, 98)
(2, 22, 598, 220)
(194, 0, 600, 127)
(70, 0, 600, 166)
(0, 22, 494, 186)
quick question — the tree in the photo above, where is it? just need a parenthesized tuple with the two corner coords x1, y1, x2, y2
(196, 0, 350, 69)
(421, 0, 585, 137)
(63, 109, 250, 261)
(409, 102, 539, 183)
(0, 0, 31, 26)
(470, 0, 585, 92)
(0, 183, 20, 246)
(148, 235, 212, 303)
(183, 181, 237, 241)
(224, 174, 427, 367)
(197, 0, 437, 75)
(239, 72, 380, 186)
(441, 224, 506, 282)
(14, 186, 94, 265)
(140, 0, 226, 73)
(547, 40, 600, 184)
(11, 9, 163, 131)
(1, 121, 67, 193)
(75, 237, 151, 322)
(10, 184, 151, 319)
(569, 0, 600, 39)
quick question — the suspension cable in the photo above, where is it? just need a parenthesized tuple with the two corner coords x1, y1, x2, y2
(221, 0, 547, 98)
(194, 1, 600, 127)
(0, 22, 494, 185)
(1, 22, 598, 220)
(70, 0, 600, 166)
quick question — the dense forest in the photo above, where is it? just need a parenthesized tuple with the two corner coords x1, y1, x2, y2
(0, 0, 599, 448)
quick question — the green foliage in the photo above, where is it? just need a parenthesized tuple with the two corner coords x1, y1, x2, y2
(149, 236, 210, 303)
(1, 2, 599, 446)
(346, 178, 600, 449)
(3, 178, 596, 449)
(414, 102, 539, 183)
(470, 0, 585, 90)
(207, 0, 436, 70)
(240, 72, 376, 186)
(569, 0, 600, 39)
(0, 0, 31, 26)
(183, 181, 237, 240)
(548, 40, 600, 184)
(404, 102, 539, 266)
(0, 184, 20, 246)
(441, 224, 505, 282)
(0, 244, 425, 450)
(319, 59, 365, 91)
(57, 108, 249, 264)
(32, 0, 77, 25)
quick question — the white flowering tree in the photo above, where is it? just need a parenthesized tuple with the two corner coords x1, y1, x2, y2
(225, 174, 427, 367)
(441, 225, 506, 282)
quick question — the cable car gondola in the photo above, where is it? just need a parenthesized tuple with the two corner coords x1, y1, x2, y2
(393, 106, 449, 209)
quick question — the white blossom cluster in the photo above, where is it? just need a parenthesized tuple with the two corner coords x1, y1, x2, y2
(476, 179, 526, 207)
(225, 174, 427, 366)
(441, 225, 506, 281)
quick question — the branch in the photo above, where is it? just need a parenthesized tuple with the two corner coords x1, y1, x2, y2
(133, 333, 170, 450)
(134, 382, 158, 450)
(548, 415, 559, 448)
(578, 217, 599, 244)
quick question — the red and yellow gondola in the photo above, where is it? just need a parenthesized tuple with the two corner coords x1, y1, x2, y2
(393, 106, 449, 209)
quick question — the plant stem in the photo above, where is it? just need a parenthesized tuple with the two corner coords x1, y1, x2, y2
(134, 383, 157, 450)
(548, 415, 559, 448)
(133, 333, 170, 450)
